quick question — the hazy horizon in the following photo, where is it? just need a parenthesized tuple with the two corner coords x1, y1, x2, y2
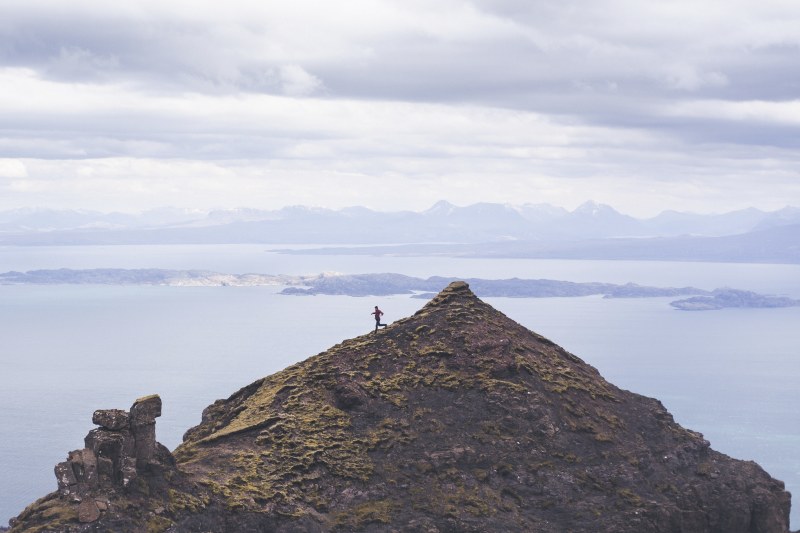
(2, 198, 799, 218)
(3, 1, 800, 216)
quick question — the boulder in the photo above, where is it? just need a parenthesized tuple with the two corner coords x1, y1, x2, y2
(92, 409, 129, 431)
(130, 394, 162, 425)
(77, 500, 100, 523)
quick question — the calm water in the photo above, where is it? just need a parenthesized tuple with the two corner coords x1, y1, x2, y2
(1, 245, 798, 527)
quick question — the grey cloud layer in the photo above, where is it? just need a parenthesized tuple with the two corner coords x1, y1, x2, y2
(0, 0, 799, 213)
(4, 1, 797, 100)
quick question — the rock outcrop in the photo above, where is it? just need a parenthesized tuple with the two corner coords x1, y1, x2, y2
(11, 395, 178, 530)
(8, 282, 794, 532)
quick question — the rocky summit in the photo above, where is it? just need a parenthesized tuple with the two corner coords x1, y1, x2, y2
(9, 281, 793, 532)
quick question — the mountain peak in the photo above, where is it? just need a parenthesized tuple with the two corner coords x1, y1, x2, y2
(423, 200, 457, 216)
(573, 200, 617, 216)
(9, 283, 792, 532)
(419, 279, 473, 307)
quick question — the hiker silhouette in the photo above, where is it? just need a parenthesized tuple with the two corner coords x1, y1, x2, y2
(371, 306, 387, 332)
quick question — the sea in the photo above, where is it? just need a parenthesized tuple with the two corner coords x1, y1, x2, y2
(1, 244, 799, 528)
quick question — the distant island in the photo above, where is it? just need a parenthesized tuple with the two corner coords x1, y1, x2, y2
(0, 268, 303, 287)
(670, 288, 800, 311)
(278, 273, 706, 299)
(3, 268, 799, 311)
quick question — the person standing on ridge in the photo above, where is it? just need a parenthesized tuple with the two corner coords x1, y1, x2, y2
(371, 305, 387, 332)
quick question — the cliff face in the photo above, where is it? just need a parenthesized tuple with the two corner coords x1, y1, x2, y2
(10, 281, 792, 532)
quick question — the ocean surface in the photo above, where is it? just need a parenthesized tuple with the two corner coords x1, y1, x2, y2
(1, 244, 799, 527)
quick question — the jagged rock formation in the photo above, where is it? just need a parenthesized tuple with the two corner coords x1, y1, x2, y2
(11, 395, 179, 531)
(8, 282, 793, 532)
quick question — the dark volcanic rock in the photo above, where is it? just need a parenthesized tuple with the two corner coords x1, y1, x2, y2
(130, 394, 162, 468)
(76, 500, 100, 523)
(92, 409, 129, 431)
(10, 394, 183, 532)
(9, 282, 793, 532)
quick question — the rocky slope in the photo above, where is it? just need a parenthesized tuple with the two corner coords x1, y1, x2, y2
(9, 282, 793, 532)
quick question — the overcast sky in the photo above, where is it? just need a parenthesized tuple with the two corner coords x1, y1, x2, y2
(1, 0, 799, 216)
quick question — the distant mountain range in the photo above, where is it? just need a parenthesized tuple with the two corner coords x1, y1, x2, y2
(2, 201, 799, 240)
(1, 202, 798, 263)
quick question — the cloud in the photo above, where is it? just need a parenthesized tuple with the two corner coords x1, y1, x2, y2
(661, 64, 728, 91)
(44, 46, 120, 81)
(0, 159, 27, 178)
(1, 0, 800, 214)
(2, 1, 798, 113)
(665, 99, 800, 125)
(278, 65, 324, 96)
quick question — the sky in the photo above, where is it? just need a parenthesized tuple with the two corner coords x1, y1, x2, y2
(1, 0, 799, 217)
